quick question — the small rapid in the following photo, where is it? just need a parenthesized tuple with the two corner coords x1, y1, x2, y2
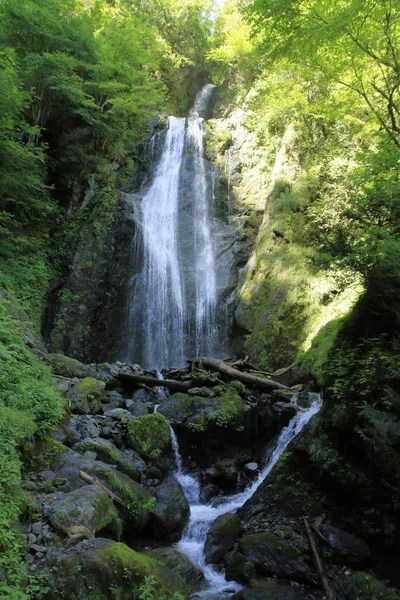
(170, 393, 323, 597)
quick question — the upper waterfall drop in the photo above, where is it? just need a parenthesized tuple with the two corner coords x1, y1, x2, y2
(124, 85, 233, 369)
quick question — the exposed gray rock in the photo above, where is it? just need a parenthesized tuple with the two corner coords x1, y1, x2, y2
(157, 394, 221, 426)
(74, 415, 100, 439)
(48, 485, 116, 535)
(74, 437, 143, 481)
(104, 408, 132, 420)
(244, 462, 258, 473)
(271, 364, 309, 387)
(151, 476, 190, 542)
(50, 449, 153, 529)
(322, 525, 371, 567)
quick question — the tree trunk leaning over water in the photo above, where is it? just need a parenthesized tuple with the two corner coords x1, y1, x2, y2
(189, 357, 290, 391)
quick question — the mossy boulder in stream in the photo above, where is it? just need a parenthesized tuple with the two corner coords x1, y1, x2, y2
(150, 476, 190, 542)
(204, 512, 242, 563)
(42, 538, 189, 600)
(145, 547, 204, 590)
(239, 527, 313, 582)
(158, 382, 249, 433)
(127, 413, 171, 459)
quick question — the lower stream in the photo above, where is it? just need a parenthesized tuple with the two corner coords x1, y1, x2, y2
(167, 393, 323, 598)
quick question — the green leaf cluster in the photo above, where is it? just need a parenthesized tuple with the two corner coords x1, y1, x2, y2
(0, 305, 64, 594)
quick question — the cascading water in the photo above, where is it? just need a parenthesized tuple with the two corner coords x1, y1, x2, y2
(124, 85, 233, 369)
(170, 393, 323, 598)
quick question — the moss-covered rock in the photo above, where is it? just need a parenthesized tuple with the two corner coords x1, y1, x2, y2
(158, 383, 248, 433)
(66, 377, 105, 414)
(224, 546, 255, 584)
(239, 527, 312, 582)
(145, 547, 204, 590)
(204, 512, 242, 564)
(74, 437, 142, 481)
(48, 485, 119, 536)
(50, 448, 155, 529)
(43, 353, 100, 379)
(127, 413, 171, 459)
(42, 538, 189, 600)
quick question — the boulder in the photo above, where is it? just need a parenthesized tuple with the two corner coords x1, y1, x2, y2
(204, 512, 242, 563)
(271, 364, 309, 387)
(50, 449, 154, 529)
(41, 538, 189, 600)
(74, 415, 100, 440)
(127, 413, 171, 459)
(232, 582, 309, 600)
(322, 525, 371, 567)
(150, 476, 190, 542)
(48, 485, 117, 536)
(43, 354, 99, 380)
(240, 527, 313, 582)
(126, 388, 155, 417)
(224, 546, 255, 584)
(74, 437, 144, 481)
(145, 548, 204, 590)
(157, 393, 222, 427)
(66, 378, 105, 414)
(272, 401, 298, 426)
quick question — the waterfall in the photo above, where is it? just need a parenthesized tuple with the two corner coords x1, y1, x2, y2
(124, 85, 233, 369)
(172, 393, 323, 597)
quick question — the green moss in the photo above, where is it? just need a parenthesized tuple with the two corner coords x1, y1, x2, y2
(43, 353, 99, 379)
(76, 377, 105, 411)
(103, 469, 156, 529)
(127, 413, 171, 459)
(207, 382, 246, 430)
(351, 572, 399, 600)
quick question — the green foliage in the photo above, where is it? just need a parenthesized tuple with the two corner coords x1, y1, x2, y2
(351, 572, 399, 600)
(207, 382, 246, 430)
(103, 470, 156, 529)
(127, 413, 171, 459)
(138, 575, 185, 600)
(0, 305, 64, 594)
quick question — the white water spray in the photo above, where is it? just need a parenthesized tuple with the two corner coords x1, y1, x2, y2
(124, 85, 233, 369)
(171, 393, 322, 597)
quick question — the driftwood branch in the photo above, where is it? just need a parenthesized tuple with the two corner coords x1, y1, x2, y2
(116, 373, 193, 393)
(303, 516, 336, 600)
(189, 357, 290, 391)
(79, 471, 124, 506)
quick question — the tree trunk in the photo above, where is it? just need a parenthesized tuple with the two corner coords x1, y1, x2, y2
(189, 357, 290, 391)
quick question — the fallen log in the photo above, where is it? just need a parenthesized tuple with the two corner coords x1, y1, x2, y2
(229, 359, 274, 377)
(116, 372, 193, 393)
(79, 471, 124, 506)
(303, 516, 336, 600)
(189, 357, 290, 391)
